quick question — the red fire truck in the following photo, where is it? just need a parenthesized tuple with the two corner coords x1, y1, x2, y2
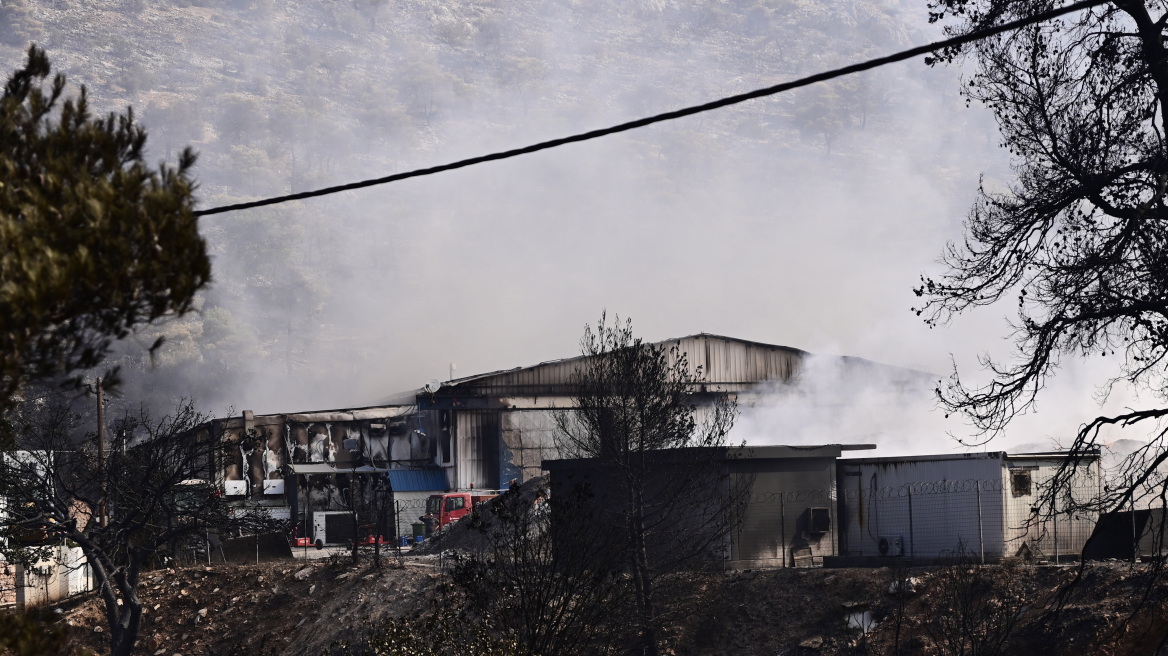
(420, 490, 504, 536)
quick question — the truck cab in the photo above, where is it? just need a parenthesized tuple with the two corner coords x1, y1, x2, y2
(421, 490, 502, 536)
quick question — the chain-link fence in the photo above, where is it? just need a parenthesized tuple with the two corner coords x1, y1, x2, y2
(731, 488, 837, 568)
(838, 477, 1098, 563)
(731, 477, 1102, 568)
(289, 497, 435, 550)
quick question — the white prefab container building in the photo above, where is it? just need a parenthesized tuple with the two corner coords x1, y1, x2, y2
(835, 452, 1101, 563)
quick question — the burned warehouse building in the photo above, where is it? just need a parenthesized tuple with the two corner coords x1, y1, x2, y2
(198, 333, 1106, 565)
(200, 334, 935, 544)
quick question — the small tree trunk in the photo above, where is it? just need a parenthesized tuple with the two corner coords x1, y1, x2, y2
(630, 489, 659, 656)
(373, 495, 382, 569)
(109, 570, 143, 656)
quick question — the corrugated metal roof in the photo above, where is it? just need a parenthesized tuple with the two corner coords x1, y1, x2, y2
(388, 469, 448, 492)
(413, 334, 932, 399)
(380, 334, 937, 404)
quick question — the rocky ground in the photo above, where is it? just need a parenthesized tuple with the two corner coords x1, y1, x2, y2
(60, 553, 447, 656)
(50, 553, 1168, 656)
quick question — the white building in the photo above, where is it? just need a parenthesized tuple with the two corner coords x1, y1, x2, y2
(834, 451, 1102, 563)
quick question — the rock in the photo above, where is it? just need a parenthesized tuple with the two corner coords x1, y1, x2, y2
(798, 636, 824, 650)
(293, 566, 314, 581)
(308, 584, 316, 595)
(888, 577, 921, 596)
(93, 626, 104, 633)
(197, 608, 208, 618)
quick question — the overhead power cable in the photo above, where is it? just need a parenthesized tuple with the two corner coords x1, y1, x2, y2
(196, 0, 1106, 217)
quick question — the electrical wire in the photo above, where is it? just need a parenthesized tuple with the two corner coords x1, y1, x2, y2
(195, 0, 1107, 217)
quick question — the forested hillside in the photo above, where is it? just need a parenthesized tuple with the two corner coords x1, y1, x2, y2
(0, 0, 1003, 415)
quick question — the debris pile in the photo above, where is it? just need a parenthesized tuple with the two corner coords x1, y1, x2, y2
(413, 477, 549, 556)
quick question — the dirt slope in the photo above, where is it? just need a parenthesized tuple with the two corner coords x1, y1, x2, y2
(62, 556, 443, 656)
(56, 558, 1168, 656)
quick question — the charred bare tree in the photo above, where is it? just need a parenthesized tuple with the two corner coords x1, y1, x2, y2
(553, 314, 739, 656)
(450, 481, 635, 656)
(916, 0, 1168, 538)
(343, 471, 396, 568)
(920, 555, 1028, 656)
(0, 397, 276, 656)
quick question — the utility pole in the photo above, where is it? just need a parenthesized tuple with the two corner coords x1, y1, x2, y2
(97, 377, 107, 528)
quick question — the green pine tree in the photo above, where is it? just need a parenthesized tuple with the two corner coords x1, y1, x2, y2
(0, 46, 211, 406)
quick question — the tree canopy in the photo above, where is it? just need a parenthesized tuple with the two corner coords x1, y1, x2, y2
(0, 46, 209, 405)
(916, 0, 1168, 512)
(554, 315, 738, 656)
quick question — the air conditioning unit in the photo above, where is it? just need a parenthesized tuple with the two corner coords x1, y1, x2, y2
(878, 535, 904, 557)
(223, 480, 248, 496)
(263, 479, 285, 495)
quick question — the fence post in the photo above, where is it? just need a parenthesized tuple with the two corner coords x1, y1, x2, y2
(1132, 495, 1138, 564)
(1053, 510, 1059, 565)
(780, 494, 787, 568)
(976, 480, 985, 565)
(907, 487, 914, 560)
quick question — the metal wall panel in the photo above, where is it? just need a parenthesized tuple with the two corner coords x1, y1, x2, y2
(729, 458, 837, 568)
(455, 410, 500, 490)
(500, 410, 559, 483)
(837, 455, 1007, 560)
(1002, 456, 1101, 560)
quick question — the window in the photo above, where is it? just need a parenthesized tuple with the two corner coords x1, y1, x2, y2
(808, 507, 831, 534)
(1011, 470, 1033, 497)
(445, 496, 465, 512)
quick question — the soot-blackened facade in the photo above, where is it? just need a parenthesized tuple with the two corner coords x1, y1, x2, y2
(205, 334, 930, 544)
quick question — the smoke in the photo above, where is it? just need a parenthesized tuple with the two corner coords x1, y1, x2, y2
(729, 350, 1157, 459)
(731, 353, 952, 456)
(21, 0, 1158, 459)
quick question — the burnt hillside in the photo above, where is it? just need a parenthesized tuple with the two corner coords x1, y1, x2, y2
(55, 557, 1168, 655)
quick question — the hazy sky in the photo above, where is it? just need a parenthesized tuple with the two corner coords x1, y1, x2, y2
(14, 0, 1145, 454)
